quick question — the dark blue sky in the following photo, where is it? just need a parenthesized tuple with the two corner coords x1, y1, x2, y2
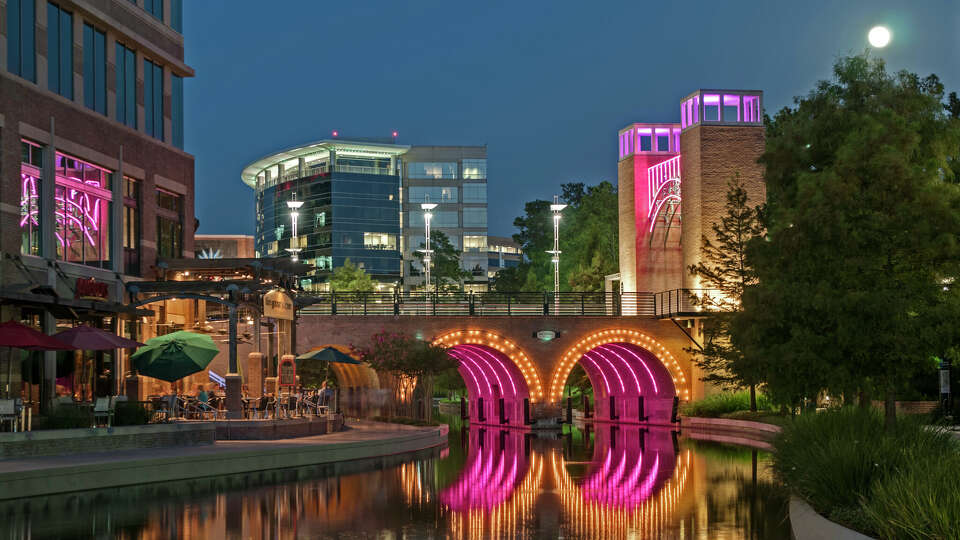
(184, 0, 959, 237)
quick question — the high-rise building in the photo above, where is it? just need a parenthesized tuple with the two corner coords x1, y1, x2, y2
(0, 0, 194, 401)
(241, 138, 488, 292)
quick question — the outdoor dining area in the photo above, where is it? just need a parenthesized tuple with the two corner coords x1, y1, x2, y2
(0, 320, 347, 433)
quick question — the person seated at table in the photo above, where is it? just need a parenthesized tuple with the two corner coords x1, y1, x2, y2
(241, 384, 250, 399)
(196, 385, 209, 405)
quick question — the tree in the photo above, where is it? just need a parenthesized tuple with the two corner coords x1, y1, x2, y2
(329, 258, 375, 292)
(688, 176, 766, 410)
(413, 230, 470, 291)
(353, 332, 456, 421)
(735, 54, 960, 428)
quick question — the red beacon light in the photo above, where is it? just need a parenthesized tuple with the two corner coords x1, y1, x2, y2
(332, 130, 339, 137)
(392, 131, 399, 138)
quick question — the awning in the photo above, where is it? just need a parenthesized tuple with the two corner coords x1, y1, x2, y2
(0, 288, 154, 319)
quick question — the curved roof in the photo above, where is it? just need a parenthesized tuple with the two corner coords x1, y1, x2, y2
(240, 139, 411, 188)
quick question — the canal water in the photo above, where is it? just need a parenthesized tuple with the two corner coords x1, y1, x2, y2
(0, 420, 790, 539)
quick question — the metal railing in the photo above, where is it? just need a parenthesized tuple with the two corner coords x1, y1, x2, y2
(299, 291, 663, 317)
(653, 289, 721, 318)
(334, 165, 393, 176)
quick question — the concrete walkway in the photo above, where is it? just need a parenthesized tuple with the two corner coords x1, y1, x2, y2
(0, 420, 449, 499)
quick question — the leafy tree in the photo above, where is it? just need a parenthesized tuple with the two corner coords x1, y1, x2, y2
(329, 258, 375, 292)
(413, 230, 470, 291)
(353, 332, 456, 421)
(688, 176, 765, 410)
(735, 54, 960, 428)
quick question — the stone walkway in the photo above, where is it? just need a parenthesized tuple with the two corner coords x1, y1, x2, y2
(0, 421, 448, 498)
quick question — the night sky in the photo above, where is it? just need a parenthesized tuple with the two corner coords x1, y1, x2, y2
(184, 0, 959, 237)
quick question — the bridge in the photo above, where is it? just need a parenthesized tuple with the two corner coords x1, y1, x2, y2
(295, 290, 713, 429)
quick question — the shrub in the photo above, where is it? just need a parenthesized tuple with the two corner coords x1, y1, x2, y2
(43, 404, 90, 429)
(114, 402, 151, 426)
(772, 407, 958, 536)
(681, 390, 772, 417)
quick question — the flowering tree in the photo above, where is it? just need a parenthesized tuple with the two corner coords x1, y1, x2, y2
(353, 331, 455, 421)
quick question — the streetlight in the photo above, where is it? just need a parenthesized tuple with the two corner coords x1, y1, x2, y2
(547, 195, 567, 313)
(420, 197, 437, 293)
(285, 194, 304, 262)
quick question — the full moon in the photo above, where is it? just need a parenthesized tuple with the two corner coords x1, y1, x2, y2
(868, 26, 891, 47)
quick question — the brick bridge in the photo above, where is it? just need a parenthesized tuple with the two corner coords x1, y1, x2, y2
(296, 292, 706, 428)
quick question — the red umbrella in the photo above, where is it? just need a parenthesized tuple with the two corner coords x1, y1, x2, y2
(0, 321, 73, 399)
(54, 325, 142, 350)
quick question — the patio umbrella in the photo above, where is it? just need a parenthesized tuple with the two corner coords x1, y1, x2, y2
(53, 325, 143, 350)
(0, 321, 74, 398)
(130, 331, 219, 383)
(295, 347, 362, 365)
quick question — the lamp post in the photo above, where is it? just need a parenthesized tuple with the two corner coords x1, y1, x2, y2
(940, 358, 952, 418)
(285, 195, 304, 262)
(547, 195, 567, 313)
(420, 199, 437, 293)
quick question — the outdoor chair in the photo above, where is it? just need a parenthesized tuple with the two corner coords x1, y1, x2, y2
(252, 396, 271, 419)
(0, 399, 18, 432)
(284, 395, 299, 418)
(92, 397, 114, 428)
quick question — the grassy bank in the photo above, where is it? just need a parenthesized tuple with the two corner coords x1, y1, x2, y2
(773, 408, 960, 538)
(680, 391, 787, 425)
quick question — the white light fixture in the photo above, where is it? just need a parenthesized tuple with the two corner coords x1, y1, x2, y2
(868, 26, 891, 48)
(420, 197, 438, 293)
(547, 195, 567, 312)
(285, 195, 304, 262)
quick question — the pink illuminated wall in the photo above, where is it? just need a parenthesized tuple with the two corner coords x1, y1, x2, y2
(577, 342, 677, 425)
(449, 344, 531, 427)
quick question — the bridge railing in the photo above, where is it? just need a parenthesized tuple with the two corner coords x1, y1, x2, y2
(298, 292, 663, 317)
(653, 289, 723, 318)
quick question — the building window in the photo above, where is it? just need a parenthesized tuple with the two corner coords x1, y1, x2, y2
(144, 0, 163, 20)
(20, 140, 44, 256)
(463, 159, 487, 179)
(170, 0, 183, 32)
(639, 135, 652, 152)
(115, 43, 136, 128)
(463, 207, 487, 227)
(462, 183, 487, 203)
(363, 232, 397, 251)
(463, 235, 487, 252)
(6, 0, 36, 81)
(408, 186, 457, 203)
(46, 2, 73, 99)
(408, 210, 458, 228)
(171, 74, 183, 148)
(156, 189, 182, 258)
(656, 135, 670, 152)
(82, 24, 107, 115)
(144, 59, 164, 140)
(123, 177, 140, 275)
(54, 152, 112, 267)
(408, 162, 457, 179)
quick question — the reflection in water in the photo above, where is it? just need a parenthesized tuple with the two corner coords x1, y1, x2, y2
(0, 422, 790, 539)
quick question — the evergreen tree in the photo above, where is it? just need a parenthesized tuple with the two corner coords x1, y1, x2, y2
(688, 176, 765, 410)
(413, 230, 470, 291)
(735, 55, 960, 428)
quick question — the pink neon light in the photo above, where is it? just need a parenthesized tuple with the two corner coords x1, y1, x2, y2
(647, 155, 682, 220)
(605, 343, 661, 394)
(460, 344, 519, 397)
(595, 345, 642, 396)
(584, 350, 625, 394)
(449, 350, 492, 395)
(455, 357, 482, 396)
(636, 128, 652, 134)
(702, 93, 720, 104)
(457, 346, 507, 398)
(580, 355, 611, 396)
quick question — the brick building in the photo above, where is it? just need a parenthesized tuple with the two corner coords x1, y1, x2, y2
(617, 89, 765, 302)
(0, 0, 194, 406)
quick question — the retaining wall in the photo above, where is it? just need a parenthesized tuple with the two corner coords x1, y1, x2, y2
(0, 423, 215, 459)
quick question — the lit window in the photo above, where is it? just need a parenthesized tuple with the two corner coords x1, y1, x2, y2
(463, 235, 487, 252)
(363, 232, 397, 251)
(408, 162, 457, 179)
(463, 159, 487, 179)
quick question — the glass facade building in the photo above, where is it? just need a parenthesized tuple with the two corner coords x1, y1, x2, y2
(242, 139, 488, 291)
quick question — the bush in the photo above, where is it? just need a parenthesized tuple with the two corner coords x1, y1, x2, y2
(114, 402, 151, 426)
(43, 404, 91, 429)
(773, 407, 959, 537)
(681, 390, 772, 417)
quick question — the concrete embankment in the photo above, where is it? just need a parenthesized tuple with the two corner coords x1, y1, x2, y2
(0, 421, 448, 499)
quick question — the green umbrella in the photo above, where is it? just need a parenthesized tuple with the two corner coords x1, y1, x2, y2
(131, 331, 219, 382)
(295, 347, 362, 366)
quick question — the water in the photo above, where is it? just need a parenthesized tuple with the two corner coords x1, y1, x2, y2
(0, 420, 790, 539)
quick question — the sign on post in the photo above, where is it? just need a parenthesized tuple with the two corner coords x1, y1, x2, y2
(263, 289, 294, 320)
(279, 356, 297, 388)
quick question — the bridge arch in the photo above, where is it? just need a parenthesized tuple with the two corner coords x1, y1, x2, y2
(549, 329, 690, 423)
(433, 330, 544, 426)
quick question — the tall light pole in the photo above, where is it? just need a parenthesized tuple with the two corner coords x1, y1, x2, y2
(285, 194, 304, 262)
(420, 198, 437, 293)
(548, 195, 567, 312)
